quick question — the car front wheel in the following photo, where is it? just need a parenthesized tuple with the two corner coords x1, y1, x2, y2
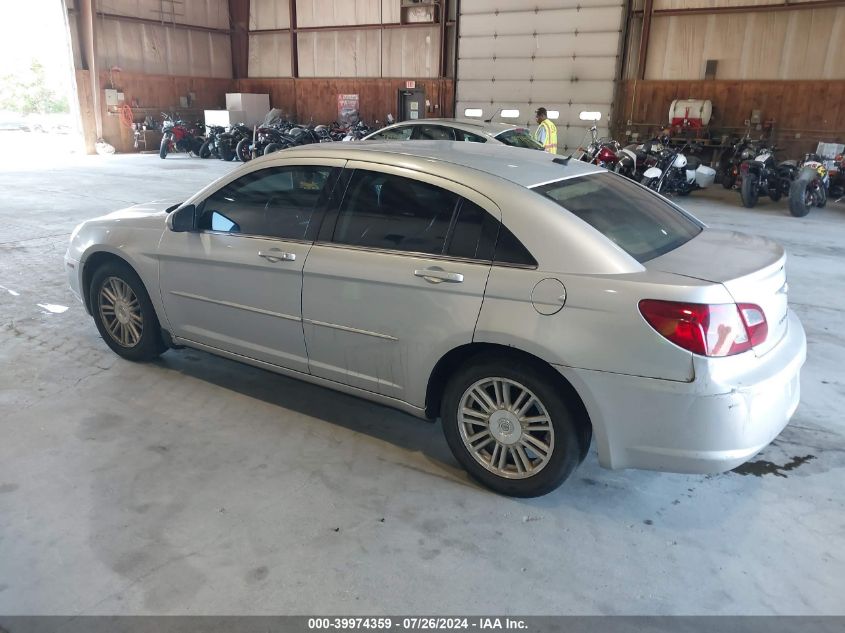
(90, 260, 166, 361)
(441, 356, 584, 497)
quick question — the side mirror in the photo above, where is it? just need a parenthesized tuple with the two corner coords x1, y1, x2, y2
(170, 204, 196, 232)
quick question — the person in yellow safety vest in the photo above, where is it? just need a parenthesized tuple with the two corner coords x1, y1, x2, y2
(533, 107, 558, 154)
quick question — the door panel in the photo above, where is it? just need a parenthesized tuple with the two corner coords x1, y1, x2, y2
(157, 159, 346, 372)
(301, 162, 500, 408)
(302, 246, 491, 404)
(159, 233, 312, 371)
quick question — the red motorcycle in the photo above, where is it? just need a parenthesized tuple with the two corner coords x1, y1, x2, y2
(159, 113, 204, 159)
(573, 125, 621, 169)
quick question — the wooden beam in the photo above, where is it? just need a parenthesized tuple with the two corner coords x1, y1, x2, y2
(633, 0, 845, 17)
(636, 0, 653, 81)
(76, 0, 102, 140)
(228, 0, 249, 79)
(290, 0, 299, 79)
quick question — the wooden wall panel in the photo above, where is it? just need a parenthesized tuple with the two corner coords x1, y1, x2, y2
(617, 79, 845, 157)
(641, 7, 845, 80)
(236, 77, 455, 124)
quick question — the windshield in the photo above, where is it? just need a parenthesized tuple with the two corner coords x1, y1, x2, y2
(495, 129, 543, 150)
(533, 173, 703, 262)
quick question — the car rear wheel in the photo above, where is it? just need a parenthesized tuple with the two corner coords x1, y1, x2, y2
(90, 261, 166, 361)
(441, 356, 584, 497)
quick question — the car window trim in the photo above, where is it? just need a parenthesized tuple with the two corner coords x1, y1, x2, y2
(311, 239, 537, 268)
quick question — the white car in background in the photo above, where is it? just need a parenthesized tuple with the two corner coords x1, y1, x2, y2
(362, 118, 543, 150)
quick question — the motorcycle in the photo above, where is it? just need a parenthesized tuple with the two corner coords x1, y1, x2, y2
(573, 126, 621, 169)
(198, 125, 226, 159)
(159, 113, 203, 159)
(237, 124, 296, 161)
(738, 146, 796, 208)
(215, 123, 251, 161)
(640, 143, 716, 196)
(615, 139, 663, 181)
(342, 120, 374, 141)
(788, 153, 829, 217)
(719, 135, 759, 189)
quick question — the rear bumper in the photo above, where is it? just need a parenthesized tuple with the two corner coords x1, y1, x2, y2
(558, 310, 806, 473)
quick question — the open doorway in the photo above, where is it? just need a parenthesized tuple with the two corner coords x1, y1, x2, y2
(0, 1, 83, 159)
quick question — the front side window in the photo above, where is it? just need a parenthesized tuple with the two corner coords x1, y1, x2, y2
(496, 129, 543, 150)
(534, 172, 703, 262)
(332, 170, 459, 255)
(198, 166, 332, 241)
(415, 125, 456, 141)
(457, 130, 487, 143)
(370, 126, 414, 141)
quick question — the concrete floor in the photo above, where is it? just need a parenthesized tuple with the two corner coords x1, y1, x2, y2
(0, 150, 843, 615)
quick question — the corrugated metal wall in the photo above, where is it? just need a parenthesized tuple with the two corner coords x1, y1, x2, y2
(456, 0, 626, 152)
(95, 0, 232, 78)
(247, 0, 440, 78)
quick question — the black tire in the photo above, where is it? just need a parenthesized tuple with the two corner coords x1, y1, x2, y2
(220, 148, 235, 161)
(159, 138, 168, 159)
(816, 185, 827, 208)
(440, 354, 586, 497)
(199, 140, 213, 159)
(190, 136, 205, 157)
(741, 175, 759, 208)
(89, 260, 167, 362)
(789, 178, 814, 217)
(236, 138, 252, 162)
(640, 176, 654, 189)
(721, 169, 735, 189)
(263, 143, 283, 156)
(769, 185, 782, 202)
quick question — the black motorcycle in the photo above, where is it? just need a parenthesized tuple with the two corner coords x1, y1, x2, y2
(720, 135, 759, 189)
(788, 153, 829, 217)
(614, 139, 663, 181)
(215, 123, 251, 162)
(198, 125, 226, 159)
(739, 146, 796, 208)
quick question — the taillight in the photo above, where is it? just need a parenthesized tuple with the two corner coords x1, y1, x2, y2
(638, 300, 767, 357)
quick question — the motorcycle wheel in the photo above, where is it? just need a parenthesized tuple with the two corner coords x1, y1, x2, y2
(740, 175, 759, 208)
(190, 136, 205, 157)
(236, 139, 252, 162)
(721, 170, 735, 189)
(788, 178, 814, 217)
(220, 149, 235, 162)
(768, 185, 782, 202)
(640, 176, 655, 190)
(816, 185, 827, 208)
(263, 143, 283, 156)
(199, 140, 213, 159)
(159, 139, 168, 159)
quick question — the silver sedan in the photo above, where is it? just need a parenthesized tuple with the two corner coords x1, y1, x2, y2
(65, 141, 806, 496)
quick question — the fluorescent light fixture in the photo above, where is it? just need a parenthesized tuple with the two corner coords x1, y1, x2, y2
(501, 109, 520, 118)
(579, 111, 602, 122)
(546, 110, 560, 119)
(463, 108, 483, 117)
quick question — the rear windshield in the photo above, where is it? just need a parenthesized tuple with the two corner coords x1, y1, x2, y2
(495, 130, 543, 150)
(533, 173, 703, 262)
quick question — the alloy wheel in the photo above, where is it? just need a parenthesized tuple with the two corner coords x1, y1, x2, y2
(98, 276, 143, 348)
(457, 377, 555, 479)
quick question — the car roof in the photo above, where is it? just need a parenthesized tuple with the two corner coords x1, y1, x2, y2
(371, 118, 529, 136)
(253, 140, 603, 188)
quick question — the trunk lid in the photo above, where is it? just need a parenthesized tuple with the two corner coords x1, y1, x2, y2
(647, 229, 789, 356)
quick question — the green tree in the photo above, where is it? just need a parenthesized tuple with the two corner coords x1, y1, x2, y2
(0, 59, 69, 114)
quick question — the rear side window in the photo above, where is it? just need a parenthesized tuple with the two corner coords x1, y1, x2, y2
(494, 226, 537, 267)
(534, 172, 703, 262)
(495, 129, 543, 150)
(332, 170, 458, 255)
(370, 126, 413, 141)
(447, 200, 497, 261)
(415, 125, 456, 141)
(456, 130, 487, 143)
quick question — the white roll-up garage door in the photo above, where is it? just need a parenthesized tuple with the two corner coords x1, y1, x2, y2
(456, 0, 626, 153)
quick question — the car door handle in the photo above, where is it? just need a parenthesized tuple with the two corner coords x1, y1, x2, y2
(258, 250, 296, 263)
(414, 268, 464, 284)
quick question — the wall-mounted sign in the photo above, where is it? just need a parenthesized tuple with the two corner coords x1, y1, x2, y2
(338, 94, 360, 124)
(405, 80, 416, 89)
